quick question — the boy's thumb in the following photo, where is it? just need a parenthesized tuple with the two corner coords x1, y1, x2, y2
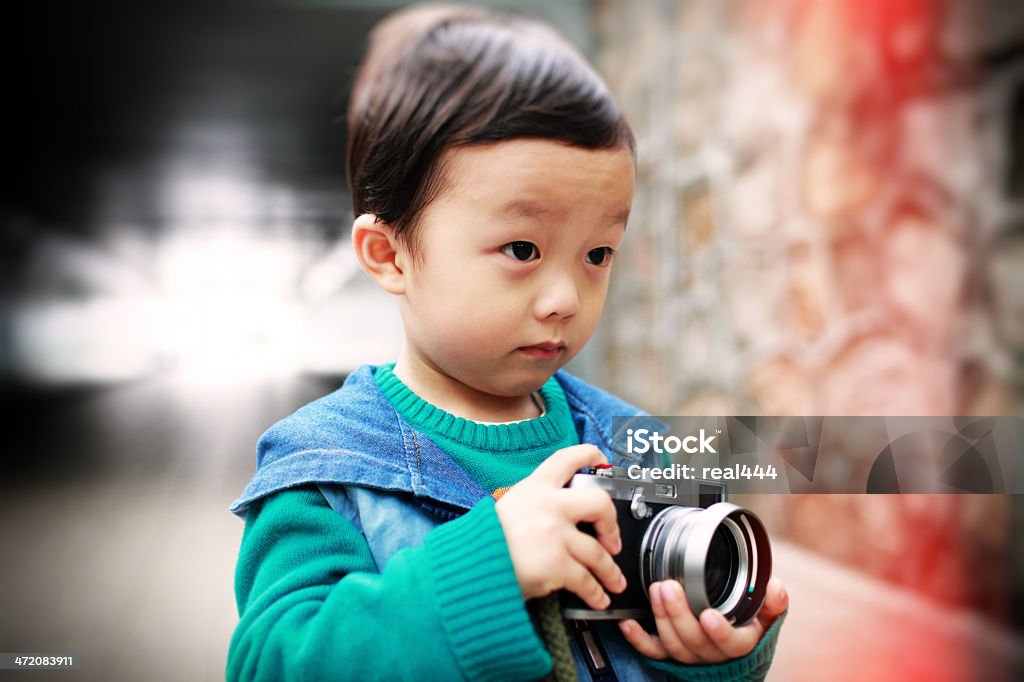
(756, 578, 788, 631)
(766, 577, 788, 615)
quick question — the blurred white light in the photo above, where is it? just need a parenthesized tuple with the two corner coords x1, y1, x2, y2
(155, 231, 305, 383)
(10, 297, 166, 384)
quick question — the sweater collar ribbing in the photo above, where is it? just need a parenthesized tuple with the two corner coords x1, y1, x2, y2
(373, 363, 573, 453)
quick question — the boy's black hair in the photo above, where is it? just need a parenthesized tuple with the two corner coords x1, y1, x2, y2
(346, 3, 635, 255)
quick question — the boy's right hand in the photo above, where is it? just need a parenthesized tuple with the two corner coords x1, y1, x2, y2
(494, 444, 627, 610)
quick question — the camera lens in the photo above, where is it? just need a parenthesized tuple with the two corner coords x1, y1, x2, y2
(705, 525, 739, 606)
(639, 502, 771, 625)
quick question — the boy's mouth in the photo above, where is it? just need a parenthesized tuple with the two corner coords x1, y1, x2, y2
(517, 341, 566, 360)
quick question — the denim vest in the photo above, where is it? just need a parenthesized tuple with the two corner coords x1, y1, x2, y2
(230, 365, 673, 681)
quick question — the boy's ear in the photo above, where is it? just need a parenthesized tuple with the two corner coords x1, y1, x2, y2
(352, 213, 407, 295)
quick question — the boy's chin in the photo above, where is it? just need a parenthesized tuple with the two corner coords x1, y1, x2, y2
(471, 368, 557, 398)
(444, 352, 576, 398)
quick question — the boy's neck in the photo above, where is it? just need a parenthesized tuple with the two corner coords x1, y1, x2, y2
(392, 351, 542, 423)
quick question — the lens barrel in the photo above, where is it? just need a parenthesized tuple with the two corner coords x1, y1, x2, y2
(639, 502, 771, 625)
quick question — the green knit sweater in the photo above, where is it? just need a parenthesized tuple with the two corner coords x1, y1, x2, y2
(372, 363, 580, 493)
(227, 366, 783, 681)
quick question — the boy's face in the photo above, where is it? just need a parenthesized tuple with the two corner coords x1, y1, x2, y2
(396, 138, 635, 400)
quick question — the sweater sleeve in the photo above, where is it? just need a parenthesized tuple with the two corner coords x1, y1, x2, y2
(227, 486, 552, 682)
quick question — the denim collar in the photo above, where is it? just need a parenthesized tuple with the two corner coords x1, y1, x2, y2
(229, 365, 644, 518)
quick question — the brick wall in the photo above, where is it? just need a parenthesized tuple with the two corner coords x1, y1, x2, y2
(591, 0, 1023, 628)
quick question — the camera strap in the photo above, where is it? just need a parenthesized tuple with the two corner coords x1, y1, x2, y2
(568, 620, 619, 682)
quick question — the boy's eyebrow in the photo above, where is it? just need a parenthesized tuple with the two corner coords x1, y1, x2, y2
(499, 200, 555, 220)
(499, 199, 630, 226)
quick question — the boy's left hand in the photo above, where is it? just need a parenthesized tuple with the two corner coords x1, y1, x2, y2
(618, 576, 788, 664)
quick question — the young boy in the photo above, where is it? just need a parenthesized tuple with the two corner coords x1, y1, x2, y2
(228, 5, 787, 681)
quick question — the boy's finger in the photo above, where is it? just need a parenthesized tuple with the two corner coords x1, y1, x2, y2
(654, 581, 727, 662)
(561, 487, 620, 553)
(647, 583, 698, 663)
(532, 444, 608, 486)
(700, 610, 761, 659)
(618, 620, 668, 660)
(565, 562, 611, 611)
(566, 532, 626, 595)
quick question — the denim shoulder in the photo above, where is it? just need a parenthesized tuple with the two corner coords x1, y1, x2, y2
(553, 370, 660, 466)
(230, 365, 413, 518)
(255, 365, 397, 469)
(554, 369, 648, 419)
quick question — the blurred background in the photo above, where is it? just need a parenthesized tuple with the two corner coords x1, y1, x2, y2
(0, 0, 1021, 680)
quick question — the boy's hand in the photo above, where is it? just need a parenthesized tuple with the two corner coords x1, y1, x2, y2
(495, 444, 628, 610)
(618, 577, 789, 664)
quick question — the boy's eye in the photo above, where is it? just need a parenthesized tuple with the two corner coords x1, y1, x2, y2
(501, 241, 540, 262)
(585, 247, 615, 266)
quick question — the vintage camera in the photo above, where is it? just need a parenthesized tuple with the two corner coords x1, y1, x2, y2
(561, 466, 772, 626)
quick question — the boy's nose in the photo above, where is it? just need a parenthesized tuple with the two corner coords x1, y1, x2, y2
(534, 275, 580, 320)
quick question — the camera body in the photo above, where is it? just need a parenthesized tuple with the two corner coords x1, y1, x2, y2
(561, 466, 771, 626)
